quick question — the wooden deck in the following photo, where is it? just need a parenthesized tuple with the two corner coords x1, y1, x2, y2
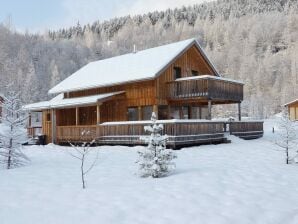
(27, 120, 264, 149)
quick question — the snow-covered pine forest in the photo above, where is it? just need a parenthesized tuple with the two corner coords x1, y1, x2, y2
(0, 0, 298, 118)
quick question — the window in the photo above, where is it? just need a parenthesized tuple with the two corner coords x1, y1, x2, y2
(128, 107, 138, 121)
(181, 106, 189, 119)
(142, 106, 153, 120)
(158, 105, 168, 120)
(191, 107, 200, 119)
(173, 66, 181, 79)
(46, 112, 51, 122)
(170, 106, 180, 119)
(191, 106, 209, 119)
(201, 107, 209, 119)
(192, 70, 198, 76)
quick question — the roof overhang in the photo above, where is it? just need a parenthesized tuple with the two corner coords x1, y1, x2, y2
(284, 99, 298, 107)
(23, 91, 125, 111)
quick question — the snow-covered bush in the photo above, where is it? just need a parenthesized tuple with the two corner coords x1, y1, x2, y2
(0, 91, 29, 169)
(276, 110, 297, 164)
(137, 112, 176, 178)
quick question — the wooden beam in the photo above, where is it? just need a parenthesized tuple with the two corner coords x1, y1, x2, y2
(238, 103, 241, 121)
(51, 109, 56, 144)
(138, 106, 142, 121)
(97, 104, 101, 124)
(208, 100, 212, 120)
(76, 107, 79, 126)
(28, 112, 32, 127)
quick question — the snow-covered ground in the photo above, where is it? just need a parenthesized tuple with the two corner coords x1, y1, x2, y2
(1, 120, 298, 224)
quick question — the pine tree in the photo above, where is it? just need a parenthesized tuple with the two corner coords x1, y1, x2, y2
(0, 90, 29, 169)
(276, 110, 297, 164)
(137, 112, 176, 178)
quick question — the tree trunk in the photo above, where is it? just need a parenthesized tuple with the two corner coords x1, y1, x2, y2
(7, 137, 13, 169)
(81, 155, 85, 189)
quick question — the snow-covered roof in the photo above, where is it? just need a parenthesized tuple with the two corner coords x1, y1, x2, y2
(23, 91, 125, 111)
(175, 75, 244, 85)
(284, 99, 298, 107)
(49, 38, 219, 95)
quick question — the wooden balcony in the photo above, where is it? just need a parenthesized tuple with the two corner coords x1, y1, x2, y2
(167, 76, 244, 102)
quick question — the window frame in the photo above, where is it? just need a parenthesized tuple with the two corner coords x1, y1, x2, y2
(173, 66, 182, 79)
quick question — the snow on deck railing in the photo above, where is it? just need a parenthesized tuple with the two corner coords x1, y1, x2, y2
(99, 119, 264, 126)
(175, 75, 244, 85)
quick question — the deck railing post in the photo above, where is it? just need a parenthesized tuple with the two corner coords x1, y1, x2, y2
(238, 102, 241, 121)
(28, 112, 31, 128)
(208, 100, 212, 120)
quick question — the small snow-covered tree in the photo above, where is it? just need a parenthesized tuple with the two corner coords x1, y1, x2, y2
(0, 90, 29, 169)
(137, 112, 176, 178)
(276, 110, 297, 164)
(68, 131, 98, 189)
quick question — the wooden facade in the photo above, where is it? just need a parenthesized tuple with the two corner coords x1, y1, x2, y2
(25, 39, 263, 146)
(285, 100, 298, 121)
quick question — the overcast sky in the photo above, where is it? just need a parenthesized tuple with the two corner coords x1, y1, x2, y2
(0, 0, 209, 32)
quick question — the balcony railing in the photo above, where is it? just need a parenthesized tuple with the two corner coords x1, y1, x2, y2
(167, 76, 244, 102)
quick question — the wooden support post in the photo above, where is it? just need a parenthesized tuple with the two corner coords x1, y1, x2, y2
(208, 100, 212, 120)
(97, 104, 101, 124)
(28, 112, 32, 127)
(138, 106, 142, 121)
(153, 105, 158, 119)
(51, 109, 56, 144)
(238, 102, 241, 121)
(76, 107, 79, 126)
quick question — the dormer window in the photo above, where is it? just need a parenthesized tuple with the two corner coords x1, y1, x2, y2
(173, 67, 181, 79)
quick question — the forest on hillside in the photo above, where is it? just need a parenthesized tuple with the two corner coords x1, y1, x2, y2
(0, 0, 298, 118)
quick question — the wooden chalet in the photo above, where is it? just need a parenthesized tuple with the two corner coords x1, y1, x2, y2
(285, 99, 298, 120)
(24, 38, 263, 148)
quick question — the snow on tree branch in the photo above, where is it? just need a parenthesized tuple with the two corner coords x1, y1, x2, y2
(275, 110, 298, 164)
(0, 90, 29, 169)
(137, 112, 176, 178)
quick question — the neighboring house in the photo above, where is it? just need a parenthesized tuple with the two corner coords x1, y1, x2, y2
(24, 38, 263, 147)
(285, 99, 298, 120)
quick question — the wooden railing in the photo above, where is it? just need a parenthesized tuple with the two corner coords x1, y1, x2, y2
(229, 121, 264, 139)
(27, 127, 42, 138)
(56, 125, 98, 143)
(56, 121, 226, 148)
(167, 77, 243, 102)
(55, 120, 264, 147)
